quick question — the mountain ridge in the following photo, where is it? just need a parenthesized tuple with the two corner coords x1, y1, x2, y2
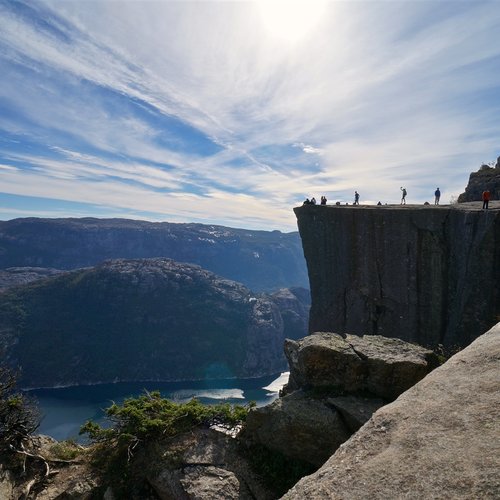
(0, 217, 308, 292)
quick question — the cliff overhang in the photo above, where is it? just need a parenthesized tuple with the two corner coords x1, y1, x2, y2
(294, 203, 500, 348)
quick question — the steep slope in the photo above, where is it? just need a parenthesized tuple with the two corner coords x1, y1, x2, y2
(294, 203, 500, 348)
(0, 218, 308, 292)
(283, 322, 500, 499)
(0, 258, 290, 387)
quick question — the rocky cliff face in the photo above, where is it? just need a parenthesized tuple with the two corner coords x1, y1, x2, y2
(0, 258, 301, 387)
(458, 158, 500, 202)
(0, 218, 308, 292)
(294, 203, 500, 348)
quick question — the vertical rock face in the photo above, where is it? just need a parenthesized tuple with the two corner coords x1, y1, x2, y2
(294, 204, 500, 348)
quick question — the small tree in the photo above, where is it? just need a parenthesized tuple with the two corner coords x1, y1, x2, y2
(0, 363, 40, 452)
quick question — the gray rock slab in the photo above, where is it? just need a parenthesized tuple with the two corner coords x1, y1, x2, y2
(285, 333, 366, 393)
(346, 334, 438, 399)
(285, 332, 437, 400)
(244, 390, 351, 467)
(282, 322, 500, 499)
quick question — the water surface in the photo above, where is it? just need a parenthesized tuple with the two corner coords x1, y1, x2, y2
(27, 372, 289, 441)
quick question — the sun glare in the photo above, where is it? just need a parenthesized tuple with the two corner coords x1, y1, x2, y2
(257, 0, 327, 43)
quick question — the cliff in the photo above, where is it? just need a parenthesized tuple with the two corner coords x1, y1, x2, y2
(0, 218, 308, 292)
(0, 258, 309, 387)
(283, 322, 500, 499)
(294, 203, 500, 348)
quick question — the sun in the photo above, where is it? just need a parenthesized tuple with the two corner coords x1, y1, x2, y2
(257, 0, 327, 44)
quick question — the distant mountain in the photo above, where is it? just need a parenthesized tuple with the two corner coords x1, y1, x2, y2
(0, 218, 308, 292)
(0, 258, 309, 388)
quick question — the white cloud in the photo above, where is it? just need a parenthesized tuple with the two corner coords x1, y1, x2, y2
(0, 1, 499, 228)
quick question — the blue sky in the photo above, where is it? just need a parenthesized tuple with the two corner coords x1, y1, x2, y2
(0, 0, 499, 231)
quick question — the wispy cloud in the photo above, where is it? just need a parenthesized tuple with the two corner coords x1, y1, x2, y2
(0, 0, 499, 229)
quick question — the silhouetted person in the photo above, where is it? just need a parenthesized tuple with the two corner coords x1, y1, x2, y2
(482, 189, 491, 209)
(435, 188, 441, 205)
(377, 201, 382, 206)
(354, 191, 360, 205)
(321, 195, 327, 205)
(400, 187, 407, 205)
(303, 198, 311, 205)
(311, 197, 317, 205)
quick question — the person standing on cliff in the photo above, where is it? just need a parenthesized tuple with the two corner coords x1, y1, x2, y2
(435, 188, 441, 205)
(482, 189, 491, 209)
(400, 187, 407, 205)
(354, 191, 360, 205)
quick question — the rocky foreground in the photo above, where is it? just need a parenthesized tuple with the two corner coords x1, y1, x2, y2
(0, 331, 443, 499)
(283, 322, 500, 499)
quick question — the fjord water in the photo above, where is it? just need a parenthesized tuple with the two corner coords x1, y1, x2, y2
(27, 372, 289, 441)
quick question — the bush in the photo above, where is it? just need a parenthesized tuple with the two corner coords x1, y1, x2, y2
(0, 363, 40, 452)
(81, 391, 252, 446)
(80, 391, 253, 496)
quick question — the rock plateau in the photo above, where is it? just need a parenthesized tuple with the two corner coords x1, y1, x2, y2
(294, 203, 500, 348)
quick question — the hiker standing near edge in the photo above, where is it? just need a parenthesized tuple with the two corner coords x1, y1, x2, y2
(435, 187, 441, 205)
(400, 187, 407, 205)
(354, 191, 360, 205)
(482, 189, 491, 210)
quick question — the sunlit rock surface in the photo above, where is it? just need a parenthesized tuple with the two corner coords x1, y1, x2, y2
(283, 322, 500, 499)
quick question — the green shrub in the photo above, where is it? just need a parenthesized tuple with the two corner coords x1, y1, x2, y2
(48, 440, 83, 461)
(81, 391, 252, 445)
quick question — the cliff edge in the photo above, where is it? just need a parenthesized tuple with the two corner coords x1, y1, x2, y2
(294, 202, 500, 348)
(283, 321, 500, 499)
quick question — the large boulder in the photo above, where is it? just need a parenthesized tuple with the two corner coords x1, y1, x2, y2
(284, 333, 364, 394)
(244, 332, 437, 467)
(145, 428, 273, 500)
(283, 322, 500, 499)
(243, 390, 351, 467)
(285, 332, 438, 400)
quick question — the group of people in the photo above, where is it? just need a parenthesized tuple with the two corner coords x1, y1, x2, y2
(303, 187, 493, 208)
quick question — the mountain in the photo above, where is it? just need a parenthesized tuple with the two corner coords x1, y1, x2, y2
(0, 218, 308, 292)
(0, 258, 307, 388)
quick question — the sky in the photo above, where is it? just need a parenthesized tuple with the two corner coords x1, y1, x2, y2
(0, 0, 499, 231)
